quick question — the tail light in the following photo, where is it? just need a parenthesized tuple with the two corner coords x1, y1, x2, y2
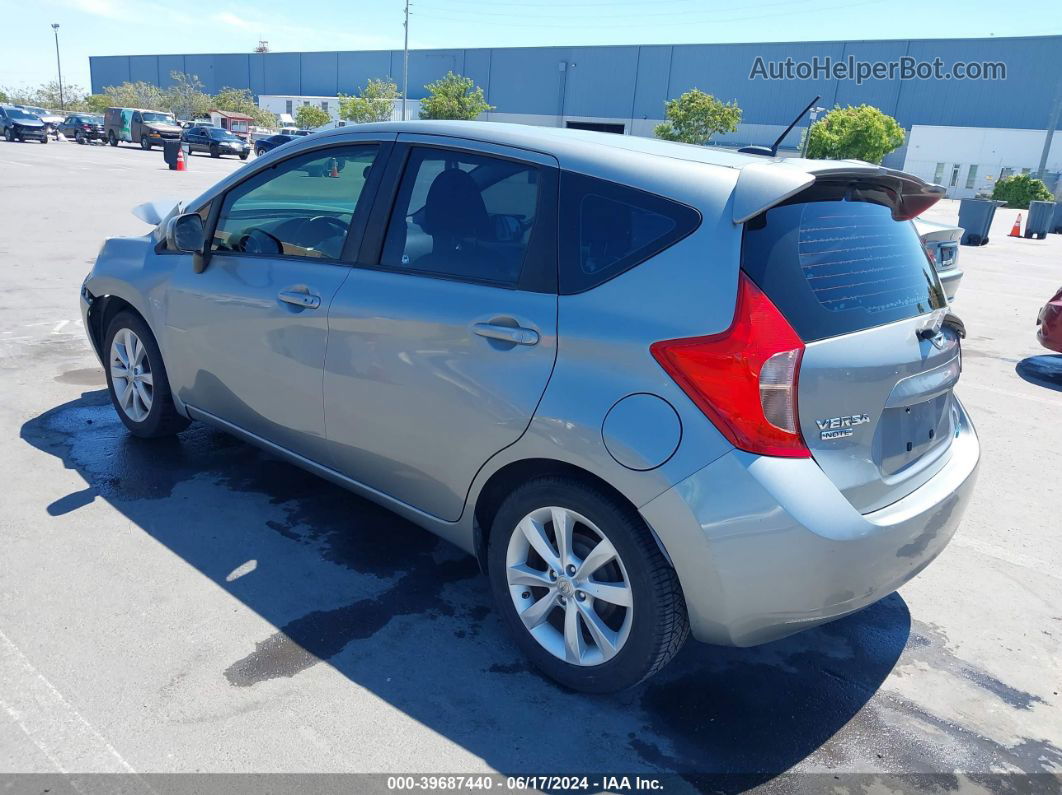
(650, 273, 809, 458)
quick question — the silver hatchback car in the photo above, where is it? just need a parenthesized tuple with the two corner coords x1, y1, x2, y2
(81, 121, 980, 692)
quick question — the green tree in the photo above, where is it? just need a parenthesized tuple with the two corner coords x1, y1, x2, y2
(294, 103, 330, 129)
(212, 86, 277, 128)
(419, 71, 492, 120)
(0, 89, 7, 103)
(163, 72, 210, 120)
(339, 78, 399, 124)
(84, 94, 111, 114)
(103, 80, 167, 110)
(654, 89, 741, 145)
(805, 104, 905, 164)
(991, 173, 1054, 209)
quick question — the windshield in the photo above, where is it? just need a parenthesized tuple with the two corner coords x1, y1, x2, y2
(6, 108, 38, 120)
(208, 128, 239, 140)
(141, 112, 174, 122)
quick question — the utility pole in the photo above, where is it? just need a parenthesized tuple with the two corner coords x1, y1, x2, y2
(801, 105, 825, 158)
(51, 23, 64, 111)
(402, 0, 410, 121)
(1035, 78, 1062, 181)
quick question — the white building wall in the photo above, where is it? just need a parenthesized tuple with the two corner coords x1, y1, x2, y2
(902, 125, 1062, 199)
(258, 95, 422, 125)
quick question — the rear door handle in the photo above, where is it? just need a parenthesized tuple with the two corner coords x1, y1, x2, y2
(278, 288, 321, 309)
(472, 322, 539, 346)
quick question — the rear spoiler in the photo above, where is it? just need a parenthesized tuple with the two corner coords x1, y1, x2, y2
(732, 160, 945, 224)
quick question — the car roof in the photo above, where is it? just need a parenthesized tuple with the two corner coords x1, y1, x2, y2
(186, 120, 941, 223)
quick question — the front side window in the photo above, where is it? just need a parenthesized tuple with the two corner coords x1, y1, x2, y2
(211, 145, 379, 260)
(380, 148, 541, 285)
(559, 172, 700, 294)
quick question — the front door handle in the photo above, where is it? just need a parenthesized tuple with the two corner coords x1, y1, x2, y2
(472, 322, 539, 346)
(278, 288, 321, 309)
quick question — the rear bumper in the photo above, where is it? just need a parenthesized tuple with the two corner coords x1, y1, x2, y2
(640, 397, 979, 646)
(937, 267, 963, 301)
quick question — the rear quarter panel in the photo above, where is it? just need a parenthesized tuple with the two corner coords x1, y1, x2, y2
(467, 156, 744, 513)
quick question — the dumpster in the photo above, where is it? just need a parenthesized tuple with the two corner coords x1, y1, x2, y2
(957, 198, 1005, 246)
(1025, 201, 1054, 240)
(162, 138, 189, 170)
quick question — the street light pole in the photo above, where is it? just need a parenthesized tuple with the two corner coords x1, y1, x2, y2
(51, 23, 65, 111)
(402, 0, 410, 121)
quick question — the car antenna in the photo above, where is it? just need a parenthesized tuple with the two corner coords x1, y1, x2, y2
(738, 95, 821, 157)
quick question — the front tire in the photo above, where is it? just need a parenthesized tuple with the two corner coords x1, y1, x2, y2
(4, 128, 12, 142)
(488, 477, 689, 693)
(40, 135, 48, 144)
(104, 311, 190, 438)
(140, 137, 151, 150)
(108, 131, 118, 146)
(209, 144, 220, 158)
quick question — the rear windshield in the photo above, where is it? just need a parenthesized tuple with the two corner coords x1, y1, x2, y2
(741, 198, 946, 342)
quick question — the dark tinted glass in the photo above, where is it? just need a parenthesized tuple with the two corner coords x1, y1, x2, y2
(559, 172, 700, 294)
(741, 199, 946, 342)
(380, 148, 541, 286)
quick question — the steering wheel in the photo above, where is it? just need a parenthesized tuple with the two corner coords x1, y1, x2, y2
(295, 215, 349, 248)
(236, 228, 284, 256)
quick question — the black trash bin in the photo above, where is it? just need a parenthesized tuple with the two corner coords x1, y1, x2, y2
(957, 198, 1005, 246)
(162, 138, 182, 170)
(162, 139, 190, 170)
(1025, 200, 1054, 240)
(1049, 201, 1062, 234)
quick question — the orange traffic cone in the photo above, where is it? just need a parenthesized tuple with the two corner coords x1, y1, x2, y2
(328, 158, 339, 178)
(176, 147, 186, 172)
(1008, 213, 1022, 237)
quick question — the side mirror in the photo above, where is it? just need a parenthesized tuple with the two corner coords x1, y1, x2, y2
(167, 213, 210, 273)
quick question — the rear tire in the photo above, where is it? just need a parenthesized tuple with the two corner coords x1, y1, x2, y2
(209, 144, 220, 158)
(103, 311, 190, 438)
(488, 477, 688, 693)
(75, 131, 85, 144)
(4, 128, 12, 142)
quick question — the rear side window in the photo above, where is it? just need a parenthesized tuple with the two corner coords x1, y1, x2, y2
(742, 198, 946, 342)
(559, 172, 700, 294)
(380, 147, 542, 287)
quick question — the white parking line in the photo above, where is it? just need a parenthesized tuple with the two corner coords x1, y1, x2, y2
(0, 627, 151, 787)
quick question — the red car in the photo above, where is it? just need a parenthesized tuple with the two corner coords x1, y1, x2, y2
(1037, 286, 1062, 352)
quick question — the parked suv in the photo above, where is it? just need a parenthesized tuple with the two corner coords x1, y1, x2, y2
(0, 105, 49, 143)
(80, 122, 979, 692)
(104, 107, 182, 149)
(58, 114, 105, 144)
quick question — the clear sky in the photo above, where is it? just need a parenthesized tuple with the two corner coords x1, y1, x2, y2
(3, 0, 1060, 94)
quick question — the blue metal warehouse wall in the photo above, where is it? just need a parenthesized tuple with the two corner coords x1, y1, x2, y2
(90, 35, 1062, 130)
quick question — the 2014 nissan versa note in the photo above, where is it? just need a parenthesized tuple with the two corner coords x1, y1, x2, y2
(81, 121, 979, 692)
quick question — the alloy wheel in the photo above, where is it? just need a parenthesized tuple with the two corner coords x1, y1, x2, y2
(109, 327, 154, 423)
(505, 506, 633, 666)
